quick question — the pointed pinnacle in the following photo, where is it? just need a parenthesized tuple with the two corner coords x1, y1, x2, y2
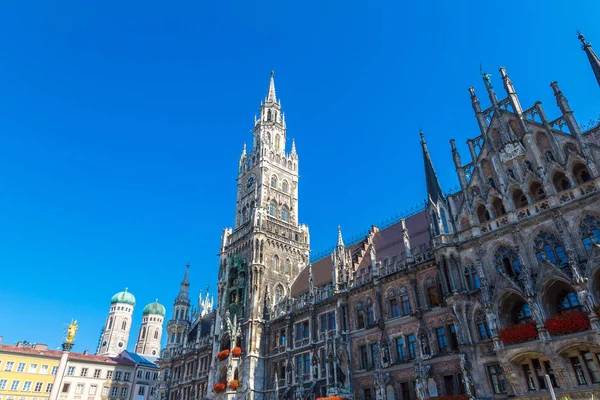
(337, 225, 344, 247)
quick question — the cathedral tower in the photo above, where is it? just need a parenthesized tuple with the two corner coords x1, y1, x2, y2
(209, 71, 311, 400)
(97, 289, 135, 356)
(166, 264, 191, 348)
(134, 299, 166, 356)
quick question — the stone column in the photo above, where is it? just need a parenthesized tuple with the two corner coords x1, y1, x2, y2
(49, 342, 73, 400)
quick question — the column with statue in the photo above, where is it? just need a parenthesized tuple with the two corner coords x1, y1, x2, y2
(49, 321, 78, 400)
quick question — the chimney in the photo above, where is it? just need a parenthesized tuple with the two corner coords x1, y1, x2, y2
(83, 350, 89, 355)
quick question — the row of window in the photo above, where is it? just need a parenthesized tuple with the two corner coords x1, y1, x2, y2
(1, 361, 57, 375)
(66, 367, 134, 381)
(60, 382, 150, 397)
(362, 374, 465, 400)
(270, 175, 290, 193)
(109, 306, 132, 313)
(0, 380, 51, 393)
(106, 317, 128, 331)
(268, 201, 291, 222)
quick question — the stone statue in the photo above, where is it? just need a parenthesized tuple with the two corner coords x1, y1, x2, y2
(486, 309, 498, 333)
(578, 288, 596, 313)
(380, 340, 391, 367)
(66, 320, 78, 343)
(480, 67, 493, 89)
(528, 300, 544, 324)
(415, 380, 427, 400)
(459, 354, 474, 397)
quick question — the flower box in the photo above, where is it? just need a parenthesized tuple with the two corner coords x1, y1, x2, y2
(316, 397, 346, 400)
(545, 311, 590, 336)
(229, 380, 239, 390)
(232, 346, 242, 357)
(499, 322, 538, 345)
(213, 382, 226, 393)
(217, 350, 230, 360)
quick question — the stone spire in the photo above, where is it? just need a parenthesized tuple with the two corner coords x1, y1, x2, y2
(578, 31, 600, 87)
(337, 225, 344, 248)
(266, 69, 277, 103)
(177, 263, 191, 303)
(420, 131, 444, 204)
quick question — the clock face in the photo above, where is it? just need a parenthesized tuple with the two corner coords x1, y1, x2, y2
(246, 175, 256, 192)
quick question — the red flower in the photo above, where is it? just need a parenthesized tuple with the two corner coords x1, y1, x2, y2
(229, 380, 239, 390)
(499, 322, 538, 345)
(213, 382, 226, 393)
(217, 349, 230, 360)
(545, 311, 590, 336)
(232, 346, 242, 357)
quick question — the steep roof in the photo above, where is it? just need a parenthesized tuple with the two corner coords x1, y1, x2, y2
(290, 210, 431, 297)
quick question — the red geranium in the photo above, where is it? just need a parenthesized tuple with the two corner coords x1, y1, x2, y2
(229, 380, 239, 390)
(499, 322, 538, 345)
(545, 311, 590, 336)
(213, 382, 226, 393)
(232, 346, 242, 357)
(217, 349, 230, 360)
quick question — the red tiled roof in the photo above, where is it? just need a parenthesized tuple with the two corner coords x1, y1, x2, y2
(68, 353, 135, 366)
(0, 344, 62, 358)
(291, 211, 431, 297)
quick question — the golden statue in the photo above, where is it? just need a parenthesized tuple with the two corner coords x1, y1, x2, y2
(66, 320, 78, 343)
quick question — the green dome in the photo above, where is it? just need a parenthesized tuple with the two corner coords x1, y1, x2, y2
(110, 290, 136, 306)
(143, 301, 166, 317)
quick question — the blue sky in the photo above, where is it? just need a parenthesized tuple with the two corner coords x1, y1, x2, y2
(0, 0, 599, 352)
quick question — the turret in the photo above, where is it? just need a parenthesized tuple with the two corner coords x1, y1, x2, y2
(469, 87, 488, 135)
(166, 264, 192, 348)
(500, 67, 523, 115)
(97, 288, 135, 356)
(451, 139, 467, 190)
(135, 300, 165, 356)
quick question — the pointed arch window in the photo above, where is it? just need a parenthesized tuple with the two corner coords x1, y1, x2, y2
(580, 214, 600, 250)
(275, 135, 280, 150)
(494, 245, 522, 279)
(440, 210, 449, 234)
(534, 231, 568, 266)
(430, 212, 440, 236)
(267, 110, 272, 121)
(366, 298, 375, 325)
(282, 180, 289, 193)
(464, 264, 481, 290)
(108, 317, 113, 330)
(530, 181, 546, 201)
(285, 259, 291, 274)
(141, 327, 146, 339)
(270, 175, 278, 188)
(269, 200, 277, 217)
(273, 255, 280, 272)
(154, 330, 159, 339)
(281, 206, 289, 222)
(387, 289, 399, 318)
(552, 171, 571, 192)
(560, 292, 582, 313)
(517, 303, 532, 324)
(573, 163, 592, 184)
(121, 321, 127, 330)
(477, 204, 491, 223)
(425, 277, 440, 308)
(355, 301, 366, 329)
(475, 311, 491, 340)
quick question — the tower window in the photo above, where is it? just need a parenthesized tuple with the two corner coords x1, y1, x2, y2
(269, 200, 277, 217)
(273, 255, 280, 272)
(281, 206, 289, 222)
(270, 175, 278, 188)
(440, 210, 449, 234)
(154, 331, 159, 339)
(121, 321, 127, 330)
(282, 180, 289, 193)
(275, 134, 280, 150)
(107, 317, 113, 330)
(141, 327, 146, 339)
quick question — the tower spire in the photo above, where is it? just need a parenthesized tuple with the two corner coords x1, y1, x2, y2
(266, 69, 277, 103)
(337, 225, 344, 248)
(578, 31, 600, 87)
(420, 131, 444, 204)
(177, 263, 190, 301)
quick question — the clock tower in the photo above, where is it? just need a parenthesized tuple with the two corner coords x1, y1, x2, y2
(209, 71, 310, 400)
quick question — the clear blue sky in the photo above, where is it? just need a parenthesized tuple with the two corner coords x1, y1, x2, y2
(0, 0, 599, 352)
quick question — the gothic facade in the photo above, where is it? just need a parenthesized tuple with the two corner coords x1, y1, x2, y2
(158, 35, 600, 400)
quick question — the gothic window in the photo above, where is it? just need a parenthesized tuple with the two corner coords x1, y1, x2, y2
(121, 321, 127, 330)
(281, 180, 289, 193)
(108, 317, 113, 330)
(400, 287, 411, 316)
(573, 163, 592, 184)
(464, 264, 481, 290)
(387, 289, 399, 318)
(512, 189, 528, 208)
(440, 210, 449, 234)
(273, 255, 280, 272)
(285, 259, 291, 274)
(355, 301, 366, 329)
(274, 285, 284, 304)
(425, 277, 440, 308)
(558, 291, 582, 313)
(494, 245, 521, 279)
(536, 131, 552, 154)
(154, 331, 159, 339)
(516, 303, 532, 324)
(492, 197, 506, 217)
(270, 175, 278, 188)
(475, 311, 491, 340)
(267, 110, 272, 121)
(366, 298, 375, 325)
(476, 204, 490, 224)
(552, 171, 571, 192)
(269, 200, 277, 217)
(281, 206, 289, 222)
(529, 181, 546, 201)
(534, 231, 568, 266)
(580, 214, 600, 250)
(141, 327, 146, 339)
(430, 211, 440, 236)
(275, 134, 281, 150)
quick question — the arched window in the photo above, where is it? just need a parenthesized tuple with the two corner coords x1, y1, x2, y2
(366, 298, 375, 325)
(425, 277, 440, 308)
(154, 330, 159, 339)
(559, 292, 582, 313)
(387, 289, 399, 318)
(270, 175, 278, 188)
(275, 135, 280, 150)
(464, 264, 480, 290)
(273, 255, 279, 272)
(141, 327, 146, 339)
(282, 180, 289, 193)
(267, 110, 272, 121)
(269, 200, 277, 217)
(355, 301, 366, 329)
(530, 181, 546, 201)
(477, 204, 491, 223)
(573, 163, 592, 184)
(492, 197, 506, 217)
(108, 317, 113, 330)
(517, 303, 532, 324)
(579, 214, 600, 250)
(512, 189, 528, 208)
(552, 171, 571, 192)
(534, 231, 568, 265)
(122, 321, 127, 330)
(494, 245, 521, 279)
(281, 206, 289, 222)
(274, 285, 284, 304)
(285, 259, 291, 274)
(475, 311, 491, 340)
(430, 212, 440, 236)
(440, 210, 449, 234)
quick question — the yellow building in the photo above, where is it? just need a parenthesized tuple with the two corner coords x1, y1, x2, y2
(0, 342, 62, 400)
